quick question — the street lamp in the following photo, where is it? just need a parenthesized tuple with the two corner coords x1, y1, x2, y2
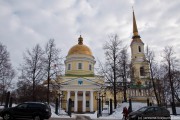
(99, 86, 106, 111)
(100, 93, 105, 111)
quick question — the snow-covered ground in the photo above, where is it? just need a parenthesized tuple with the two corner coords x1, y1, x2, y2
(50, 102, 147, 119)
(168, 107, 180, 120)
(1, 103, 180, 119)
(99, 102, 147, 119)
(50, 103, 72, 118)
(50, 102, 180, 120)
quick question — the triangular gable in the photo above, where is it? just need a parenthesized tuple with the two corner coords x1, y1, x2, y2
(61, 77, 103, 86)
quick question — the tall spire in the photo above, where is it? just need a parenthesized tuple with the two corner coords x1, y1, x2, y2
(132, 9, 140, 38)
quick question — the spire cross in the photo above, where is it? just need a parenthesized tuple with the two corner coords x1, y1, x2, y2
(78, 35, 83, 45)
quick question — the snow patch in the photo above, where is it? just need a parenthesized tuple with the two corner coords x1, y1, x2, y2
(104, 102, 147, 119)
(49, 102, 180, 119)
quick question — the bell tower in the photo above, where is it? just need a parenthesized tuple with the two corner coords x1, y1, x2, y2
(131, 10, 145, 63)
(130, 10, 150, 100)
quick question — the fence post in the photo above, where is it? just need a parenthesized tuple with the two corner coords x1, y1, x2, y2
(147, 98, 150, 106)
(128, 98, 132, 113)
(68, 98, 72, 117)
(55, 98, 58, 115)
(99, 98, 101, 116)
(110, 99, 113, 115)
(9, 97, 12, 108)
(5, 91, 10, 108)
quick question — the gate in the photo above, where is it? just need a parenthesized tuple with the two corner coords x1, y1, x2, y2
(102, 100, 110, 116)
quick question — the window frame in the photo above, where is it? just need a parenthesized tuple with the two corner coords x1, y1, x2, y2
(138, 46, 141, 52)
(89, 64, 92, 71)
(86, 101, 89, 107)
(77, 62, 83, 70)
(67, 64, 71, 70)
(140, 66, 145, 76)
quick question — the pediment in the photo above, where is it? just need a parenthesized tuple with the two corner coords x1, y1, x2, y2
(61, 77, 103, 86)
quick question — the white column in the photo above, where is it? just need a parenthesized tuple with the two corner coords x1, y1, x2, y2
(90, 91, 94, 112)
(74, 91, 78, 112)
(66, 91, 70, 111)
(83, 91, 86, 112)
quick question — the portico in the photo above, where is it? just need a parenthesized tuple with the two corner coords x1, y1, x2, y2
(61, 78, 103, 113)
(65, 90, 94, 112)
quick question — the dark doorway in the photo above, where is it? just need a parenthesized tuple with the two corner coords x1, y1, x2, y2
(78, 101, 82, 113)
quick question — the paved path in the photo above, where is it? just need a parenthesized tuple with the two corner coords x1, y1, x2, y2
(0, 116, 121, 120)
(0, 117, 74, 120)
(75, 115, 91, 120)
(0, 116, 88, 120)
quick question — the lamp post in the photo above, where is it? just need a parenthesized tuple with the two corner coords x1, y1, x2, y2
(100, 93, 105, 111)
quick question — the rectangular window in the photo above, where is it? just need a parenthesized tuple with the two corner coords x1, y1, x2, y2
(138, 46, 141, 52)
(89, 64, 92, 71)
(140, 67, 145, 76)
(78, 63, 82, 69)
(68, 64, 71, 70)
(86, 101, 89, 107)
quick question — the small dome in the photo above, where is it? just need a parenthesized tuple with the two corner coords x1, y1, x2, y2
(68, 35, 92, 56)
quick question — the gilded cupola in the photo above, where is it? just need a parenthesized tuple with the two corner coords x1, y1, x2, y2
(68, 35, 92, 56)
(65, 35, 95, 76)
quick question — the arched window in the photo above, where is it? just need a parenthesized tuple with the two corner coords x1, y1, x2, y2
(140, 67, 145, 76)
(138, 46, 141, 52)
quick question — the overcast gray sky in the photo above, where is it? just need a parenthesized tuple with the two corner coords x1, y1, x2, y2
(0, 0, 180, 72)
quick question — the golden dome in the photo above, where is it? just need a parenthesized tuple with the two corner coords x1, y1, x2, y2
(68, 35, 92, 56)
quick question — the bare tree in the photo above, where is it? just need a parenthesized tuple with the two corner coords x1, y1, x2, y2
(0, 42, 15, 104)
(44, 39, 62, 103)
(162, 46, 177, 115)
(173, 71, 180, 102)
(118, 46, 129, 102)
(14, 79, 47, 103)
(145, 46, 160, 106)
(19, 44, 44, 101)
(100, 34, 124, 109)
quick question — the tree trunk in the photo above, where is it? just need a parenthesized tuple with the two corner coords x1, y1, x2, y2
(149, 63, 160, 106)
(123, 61, 127, 102)
(1, 91, 5, 105)
(47, 52, 52, 104)
(32, 68, 36, 101)
(113, 52, 117, 109)
(168, 62, 176, 115)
